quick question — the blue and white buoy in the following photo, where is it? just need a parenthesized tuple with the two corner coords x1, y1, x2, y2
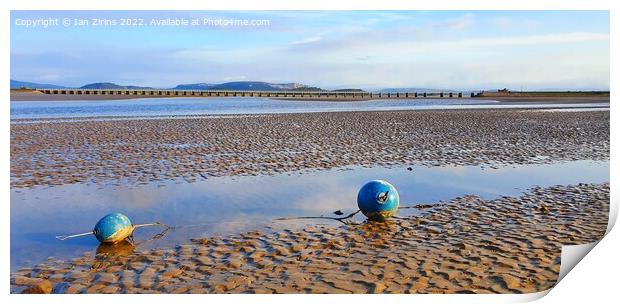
(357, 180, 400, 221)
(93, 213, 135, 243)
(56, 212, 166, 244)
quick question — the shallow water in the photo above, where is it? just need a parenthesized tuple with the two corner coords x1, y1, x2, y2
(9, 97, 609, 119)
(10, 159, 609, 271)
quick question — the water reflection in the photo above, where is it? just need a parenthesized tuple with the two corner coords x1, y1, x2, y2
(95, 240, 135, 259)
(10, 97, 609, 120)
(91, 224, 172, 270)
(10, 160, 609, 270)
(10, 97, 497, 119)
(92, 240, 136, 270)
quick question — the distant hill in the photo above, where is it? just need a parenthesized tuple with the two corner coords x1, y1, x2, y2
(175, 81, 313, 91)
(10, 80, 67, 89)
(294, 86, 324, 91)
(333, 88, 366, 92)
(12, 79, 360, 92)
(268, 82, 309, 90)
(79, 82, 153, 90)
(174, 83, 216, 90)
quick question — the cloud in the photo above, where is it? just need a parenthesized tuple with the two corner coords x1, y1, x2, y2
(436, 13, 475, 30)
(407, 31, 609, 49)
(10, 11, 610, 90)
(492, 17, 513, 28)
(282, 31, 609, 60)
(222, 75, 248, 81)
(492, 16, 543, 30)
(11, 29, 609, 89)
(289, 36, 322, 46)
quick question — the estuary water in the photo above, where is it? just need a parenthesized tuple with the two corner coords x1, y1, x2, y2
(10, 97, 609, 120)
(10, 160, 609, 271)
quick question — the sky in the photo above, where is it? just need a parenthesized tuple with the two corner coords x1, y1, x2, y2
(10, 11, 610, 90)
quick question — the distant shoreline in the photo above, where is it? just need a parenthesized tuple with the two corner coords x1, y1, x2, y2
(477, 96, 610, 104)
(10, 91, 168, 101)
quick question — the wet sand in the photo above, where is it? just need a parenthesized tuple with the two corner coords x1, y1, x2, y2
(9, 108, 610, 294)
(10, 109, 609, 188)
(10, 183, 609, 294)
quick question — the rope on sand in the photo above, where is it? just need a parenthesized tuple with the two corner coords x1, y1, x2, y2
(273, 202, 440, 225)
(398, 204, 438, 209)
(274, 209, 362, 225)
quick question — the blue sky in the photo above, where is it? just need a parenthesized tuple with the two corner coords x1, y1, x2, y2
(10, 11, 610, 90)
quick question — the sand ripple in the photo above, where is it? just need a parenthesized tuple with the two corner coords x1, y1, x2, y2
(10, 110, 609, 188)
(10, 183, 609, 294)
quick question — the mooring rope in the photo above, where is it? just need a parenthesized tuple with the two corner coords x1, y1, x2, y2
(55, 221, 171, 241)
(55, 231, 95, 241)
(274, 209, 361, 224)
(56, 219, 259, 241)
(273, 202, 438, 224)
(133, 222, 170, 229)
(56, 203, 438, 241)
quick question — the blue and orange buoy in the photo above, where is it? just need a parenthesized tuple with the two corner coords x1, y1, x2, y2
(357, 180, 400, 221)
(93, 213, 135, 243)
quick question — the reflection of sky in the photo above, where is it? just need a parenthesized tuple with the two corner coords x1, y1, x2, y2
(9, 97, 609, 120)
(10, 160, 609, 270)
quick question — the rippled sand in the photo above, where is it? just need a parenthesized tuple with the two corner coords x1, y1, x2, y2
(10, 109, 609, 188)
(11, 183, 609, 294)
